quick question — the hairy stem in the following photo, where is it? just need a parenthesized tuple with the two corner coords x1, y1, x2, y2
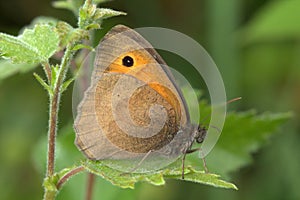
(47, 46, 71, 176)
(43, 62, 52, 83)
(56, 166, 85, 189)
(43, 45, 73, 200)
(46, 45, 73, 176)
(43, 190, 57, 200)
(86, 173, 95, 200)
(47, 92, 58, 177)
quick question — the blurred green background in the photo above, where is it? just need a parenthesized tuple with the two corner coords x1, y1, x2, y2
(0, 0, 299, 199)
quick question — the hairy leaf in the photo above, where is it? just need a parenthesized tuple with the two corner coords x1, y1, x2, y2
(0, 25, 59, 64)
(82, 160, 237, 190)
(55, 21, 89, 49)
(78, 1, 126, 30)
(188, 105, 292, 178)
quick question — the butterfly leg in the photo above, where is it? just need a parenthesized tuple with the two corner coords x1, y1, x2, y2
(181, 152, 187, 179)
(184, 148, 209, 174)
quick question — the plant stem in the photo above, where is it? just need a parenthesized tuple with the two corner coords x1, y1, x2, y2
(86, 173, 95, 200)
(46, 45, 73, 177)
(43, 45, 73, 200)
(43, 189, 57, 200)
(56, 166, 85, 189)
(43, 62, 52, 83)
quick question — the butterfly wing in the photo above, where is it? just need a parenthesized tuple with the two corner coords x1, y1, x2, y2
(74, 25, 191, 161)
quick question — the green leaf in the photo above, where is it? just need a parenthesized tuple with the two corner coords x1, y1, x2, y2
(23, 16, 58, 29)
(78, 0, 126, 30)
(93, 0, 113, 4)
(72, 44, 94, 51)
(0, 59, 39, 81)
(240, 0, 300, 44)
(94, 8, 127, 21)
(55, 21, 74, 48)
(82, 159, 237, 190)
(188, 103, 292, 178)
(52, 0, 84, 15)
(55, 21, 89, 49)
(43, 166, 84, 195)
(75, 98, 289, 190)
(62, 77, 76, 92)
(164, 166, 238, 189)
(33, 73, 52, 95)
(0, 24, 59, 64)
(219, 111, 291, 154)
(53, 0, 120, 16)
(51, 64, 60, 88)
(43, 174, 59, 191)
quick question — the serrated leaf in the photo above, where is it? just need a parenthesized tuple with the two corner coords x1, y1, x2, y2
(20, 16, 58, 33)
(219, 111, 292, 154)
(164, 166, 238, 189)
(188, 103, 292, 178)
(0, 24, 59, 64)
(55, 21, 89, 49)
(0, 59, 39, 81)
(0, 33, 42, 64)
(52, 0, 112, 12)
(20, 25, 60, 59)
(78, 1, 126, 30)
(75, 99, 288, 190)
(94, 8, 126, 20)
(55, 21, 75, 48)
(82, 159, 237, 190)
(17, 17, 58, 52)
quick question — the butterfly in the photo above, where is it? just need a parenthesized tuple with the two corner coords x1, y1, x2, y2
(74, 25, 207, 178)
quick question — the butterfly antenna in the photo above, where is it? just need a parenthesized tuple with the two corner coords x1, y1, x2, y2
(189, 97, 242, 175)
(199, 97, 241, 125)
(209, 124, 221, 133)
(227, 97, 242, 105)
(203, 97, 241, 132)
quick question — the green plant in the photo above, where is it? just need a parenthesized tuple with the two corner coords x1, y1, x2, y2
(0, 0, 290, 200)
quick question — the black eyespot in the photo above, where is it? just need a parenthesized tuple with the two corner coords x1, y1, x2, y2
(122, 56, 134, 67)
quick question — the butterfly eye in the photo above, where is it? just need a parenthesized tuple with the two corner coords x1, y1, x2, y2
(122, 56, 134, 67)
